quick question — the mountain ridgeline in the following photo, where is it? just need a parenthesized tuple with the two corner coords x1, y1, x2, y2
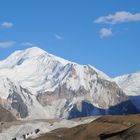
(0, 47, 139, 120)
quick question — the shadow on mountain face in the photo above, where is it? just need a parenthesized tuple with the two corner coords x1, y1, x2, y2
(68, 100, 140, 119)
(129, 96, 140, 109)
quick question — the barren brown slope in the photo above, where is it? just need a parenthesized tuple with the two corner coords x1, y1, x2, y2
(0, 105, 16, 122)
(30, 115, 140, 140)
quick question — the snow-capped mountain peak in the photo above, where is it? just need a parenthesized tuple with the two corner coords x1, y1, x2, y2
(0, 47, 110, 93)
(0, 47, 138, 119)
(0, 47, 70, 69)
(114, 71, 140, 96)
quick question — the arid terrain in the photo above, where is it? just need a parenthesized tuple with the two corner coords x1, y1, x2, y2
(0, 105, 16, 123)
(30, 114, 140, 140)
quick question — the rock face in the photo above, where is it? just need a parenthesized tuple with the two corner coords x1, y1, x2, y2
(0, 47, 139, 119)
(0, 77, 31, 118)
(7, 91, 29, 118)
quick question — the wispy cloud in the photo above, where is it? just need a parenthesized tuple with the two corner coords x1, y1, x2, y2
(100, 28, 112, 38)
(20, 42, 35, 46)
(95, 11, 140, 24)
(0, 41, 16, 48)
(1, 21, 13, 28)
(55, 34, 64, 40)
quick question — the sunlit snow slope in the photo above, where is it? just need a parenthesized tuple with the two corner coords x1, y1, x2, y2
(0, 47, 138, 119)
(114, 72, 140, 110)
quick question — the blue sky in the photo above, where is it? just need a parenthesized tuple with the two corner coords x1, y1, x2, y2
(0, 0, 140, 77)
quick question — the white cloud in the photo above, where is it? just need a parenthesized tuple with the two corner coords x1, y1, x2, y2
(0, 41, 16, 48)
(20, 42, 35, 46)
(95, 11, 140, 24)
(1, 21, 13, 28)
(100, 28, 112, 38)
(55, 34, 64, 40)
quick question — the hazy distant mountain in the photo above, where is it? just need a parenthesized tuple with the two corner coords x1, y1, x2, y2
(114, 72, 140, 96)
(0, 47, 138, 119)
(114, 72, 140, 110)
